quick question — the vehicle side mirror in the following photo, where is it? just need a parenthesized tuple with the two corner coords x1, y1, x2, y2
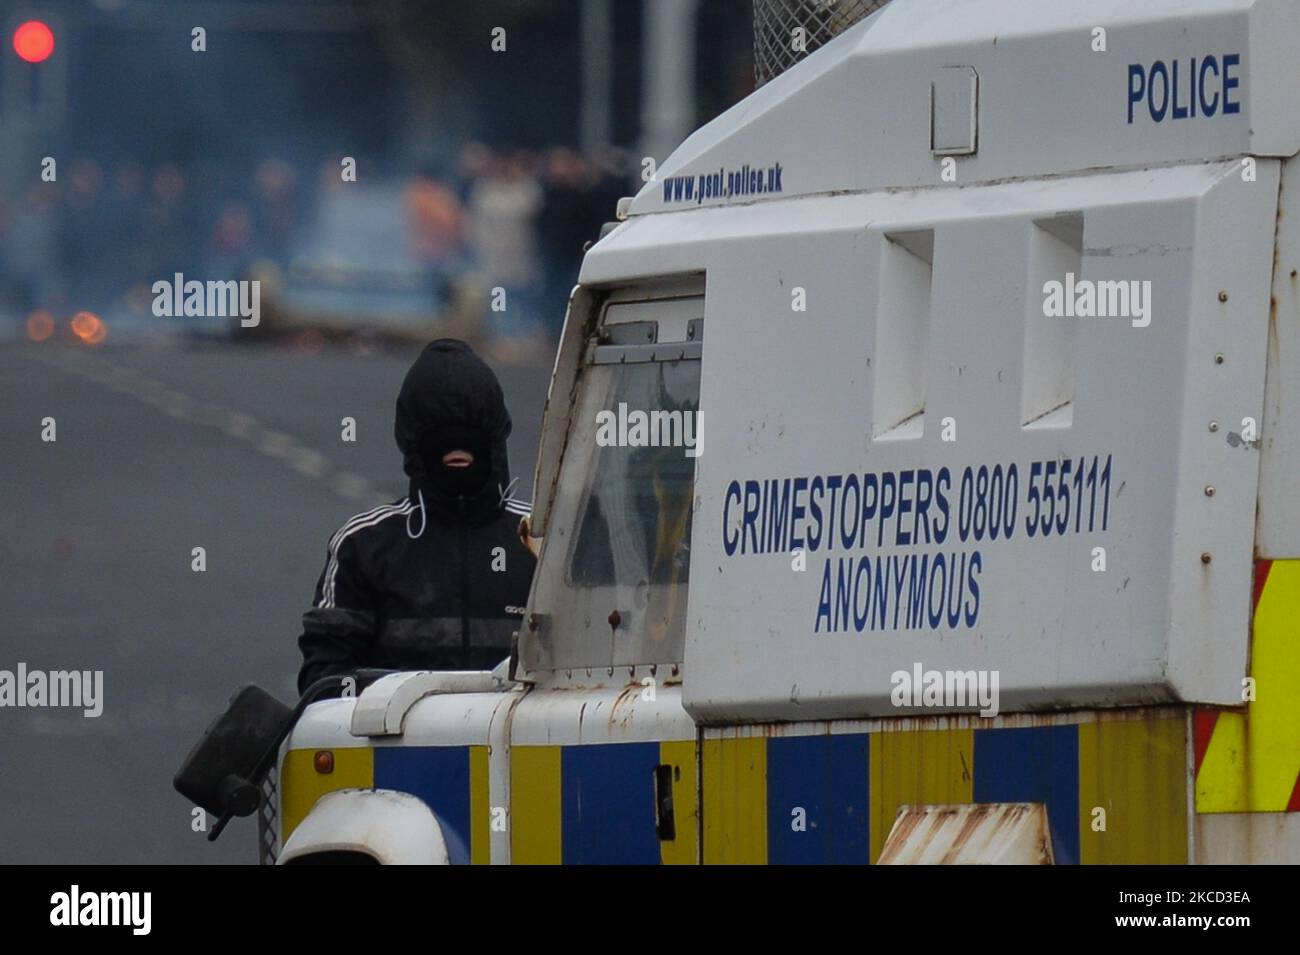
(176, 673, 393, 842)
(174, 685, 292, 824)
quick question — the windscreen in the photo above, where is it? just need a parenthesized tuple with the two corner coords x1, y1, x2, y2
(524, 354, 700, 671)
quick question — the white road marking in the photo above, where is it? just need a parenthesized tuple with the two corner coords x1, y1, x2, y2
(24, 347, 385, 505)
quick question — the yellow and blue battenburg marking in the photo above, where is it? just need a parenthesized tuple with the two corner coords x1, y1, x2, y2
(510, 740, 698, 864)
(281, 744, 492, 864)
(285, 715, 1188, 864)
(703, 712, 1187, 864)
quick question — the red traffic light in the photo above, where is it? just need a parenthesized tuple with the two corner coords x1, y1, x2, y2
(13, 20, 55, 64)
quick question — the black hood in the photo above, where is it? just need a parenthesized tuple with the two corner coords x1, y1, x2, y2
(395, 339, 513, 522)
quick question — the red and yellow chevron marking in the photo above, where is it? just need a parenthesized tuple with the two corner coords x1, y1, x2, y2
(1195, 559, 1300, 813)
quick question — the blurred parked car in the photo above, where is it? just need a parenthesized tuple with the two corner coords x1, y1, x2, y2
(267, 182, 449, 342)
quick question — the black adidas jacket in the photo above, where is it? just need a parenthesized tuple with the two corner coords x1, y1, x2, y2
(296, 341, 537, 695)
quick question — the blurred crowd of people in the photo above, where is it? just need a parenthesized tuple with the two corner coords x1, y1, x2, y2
(0, 157, 301, 330)
(0, 143, 634, 360)
(405, 142, 632, 360)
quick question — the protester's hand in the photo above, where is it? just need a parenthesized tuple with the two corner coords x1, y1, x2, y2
(518, 515, 541, 559)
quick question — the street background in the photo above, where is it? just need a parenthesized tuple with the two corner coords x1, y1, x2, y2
(0, 0, 754, 863)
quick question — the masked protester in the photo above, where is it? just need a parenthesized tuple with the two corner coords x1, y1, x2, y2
(297, 339, 536, 695)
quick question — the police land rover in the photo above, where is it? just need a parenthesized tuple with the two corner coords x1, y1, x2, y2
(179, 0, 1300, 864)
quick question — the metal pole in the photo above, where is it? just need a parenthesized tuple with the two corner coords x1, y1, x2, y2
(579, 0, 613, 154)
(640, 0, 699, 169)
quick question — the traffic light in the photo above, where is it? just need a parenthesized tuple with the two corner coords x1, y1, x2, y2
(13, 20, 55, 63)
(3, 15, 65, 127)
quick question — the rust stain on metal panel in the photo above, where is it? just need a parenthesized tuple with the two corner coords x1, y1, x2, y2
(878, 802, 1053, 865)
(608, 682, 642, 729)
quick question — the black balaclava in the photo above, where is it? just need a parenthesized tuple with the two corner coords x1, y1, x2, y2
(395, 339, 513, 524)
(417, 421, 493, 497)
